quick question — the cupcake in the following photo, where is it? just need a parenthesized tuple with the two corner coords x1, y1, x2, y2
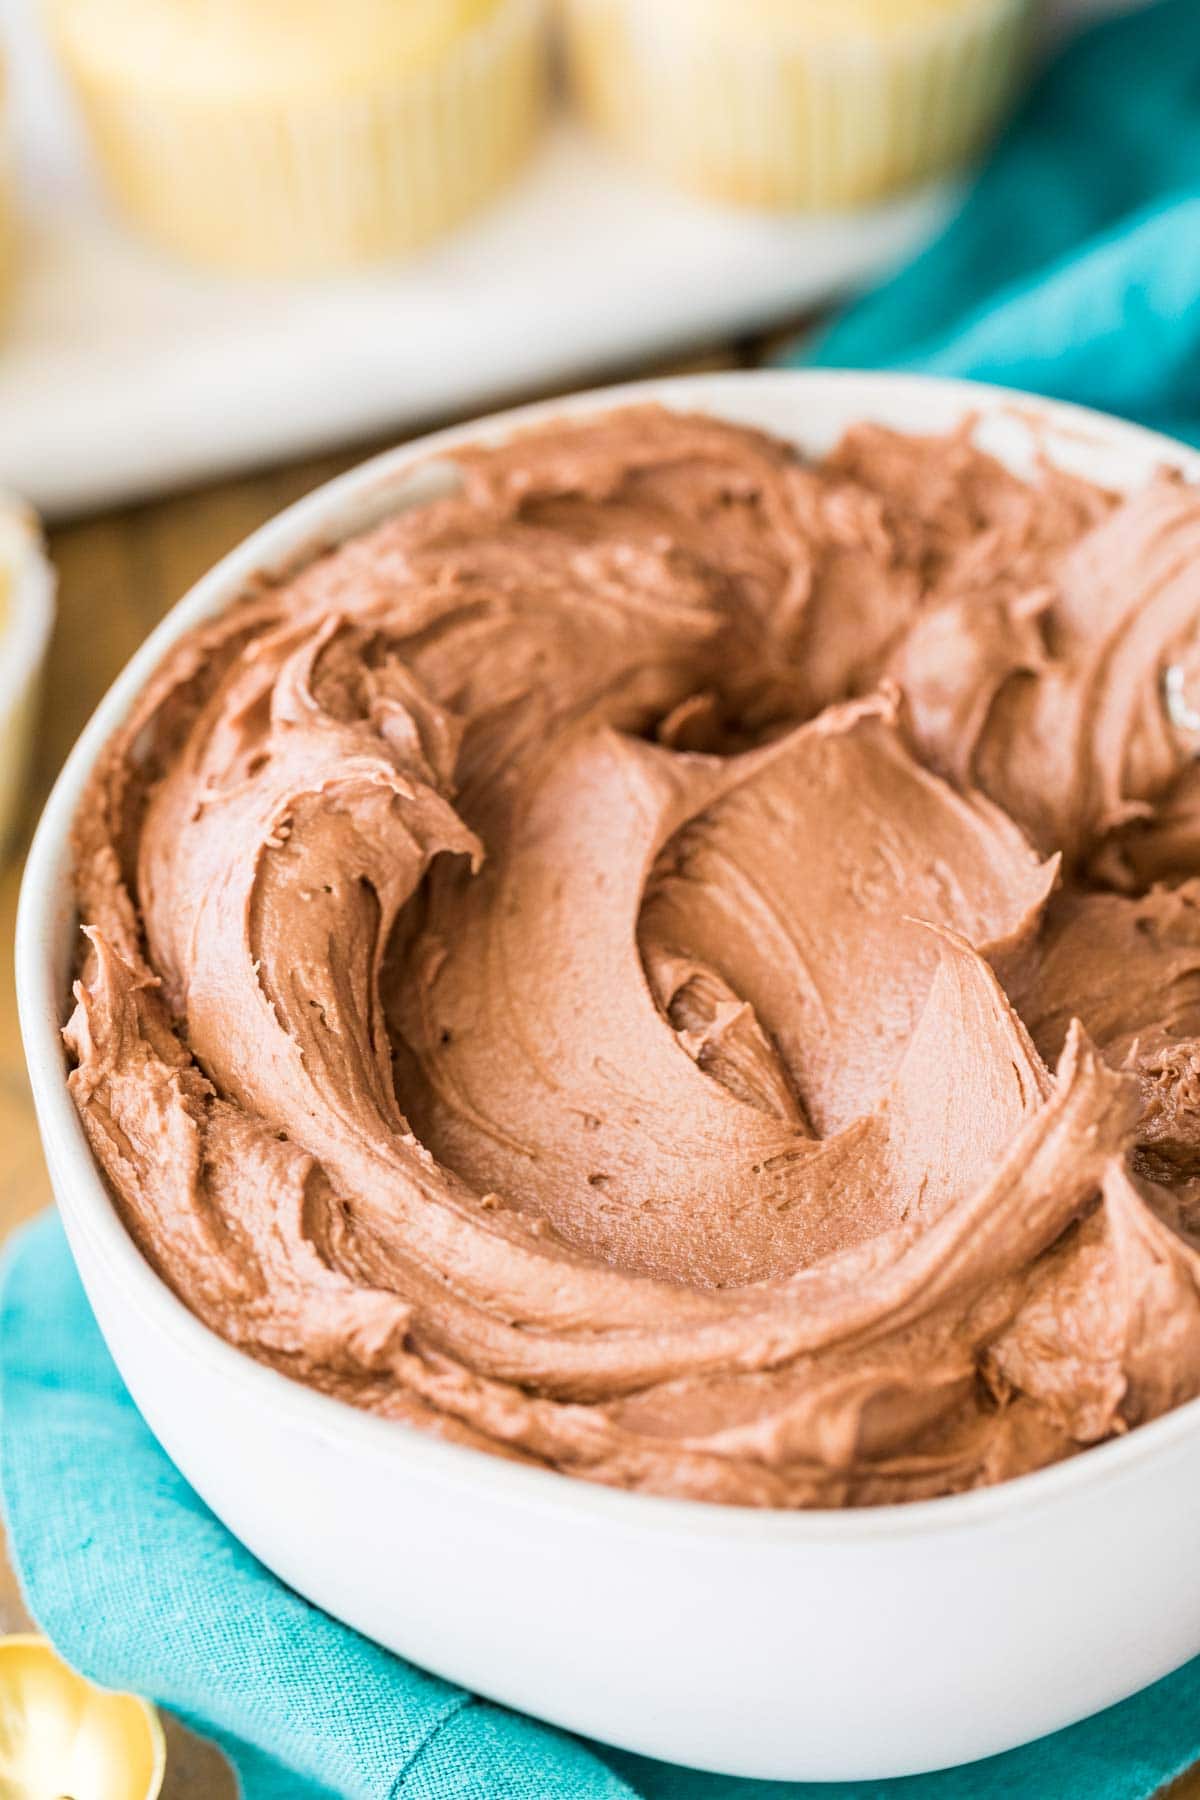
(0, 496, 55, 860)
(563, 0, 1034, 209)
(45, 0, 548, 275)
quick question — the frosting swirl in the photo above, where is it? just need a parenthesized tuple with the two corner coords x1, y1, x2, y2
(66, 405, 1200, 1506)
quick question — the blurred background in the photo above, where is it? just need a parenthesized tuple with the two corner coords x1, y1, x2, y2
(0, 0, 1147, 516)
(0, 0, 1171, 1791)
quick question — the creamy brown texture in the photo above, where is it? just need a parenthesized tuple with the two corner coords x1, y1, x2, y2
(66, 405, 1200, 1507)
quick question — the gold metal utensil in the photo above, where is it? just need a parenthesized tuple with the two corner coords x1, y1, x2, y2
(0, 1635, 165, 1800)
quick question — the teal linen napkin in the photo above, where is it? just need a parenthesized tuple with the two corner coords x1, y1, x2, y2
(793, 0, 1200, 442)
(5, 1213, 1200, 1798)
(10, 4, 1200, 1793)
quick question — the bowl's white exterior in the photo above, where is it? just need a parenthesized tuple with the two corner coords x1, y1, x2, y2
(0, 500, 55, 857)
(18, 371, 1200, 1784)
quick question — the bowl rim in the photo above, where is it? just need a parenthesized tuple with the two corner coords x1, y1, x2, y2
(18, 364, 1200, 1546)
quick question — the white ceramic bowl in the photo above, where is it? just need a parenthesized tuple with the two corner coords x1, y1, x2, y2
(17, 371, 1200, 1784)
(0, 498, 54, 860)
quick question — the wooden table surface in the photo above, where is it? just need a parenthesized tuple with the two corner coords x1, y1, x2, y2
(1, 337, 1197, 1797)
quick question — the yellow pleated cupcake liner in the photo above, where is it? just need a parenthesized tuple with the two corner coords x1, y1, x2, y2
(52, 0, 548, 275)
(564, 0, 1033, 210)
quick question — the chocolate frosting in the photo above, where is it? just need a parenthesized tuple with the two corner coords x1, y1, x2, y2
(66, 406, 1200, 1506)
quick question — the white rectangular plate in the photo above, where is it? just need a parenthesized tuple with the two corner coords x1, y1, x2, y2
(0, 6, 950, 516)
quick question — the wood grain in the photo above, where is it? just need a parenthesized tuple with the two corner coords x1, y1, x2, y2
(2, 340, 1196, 1797)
